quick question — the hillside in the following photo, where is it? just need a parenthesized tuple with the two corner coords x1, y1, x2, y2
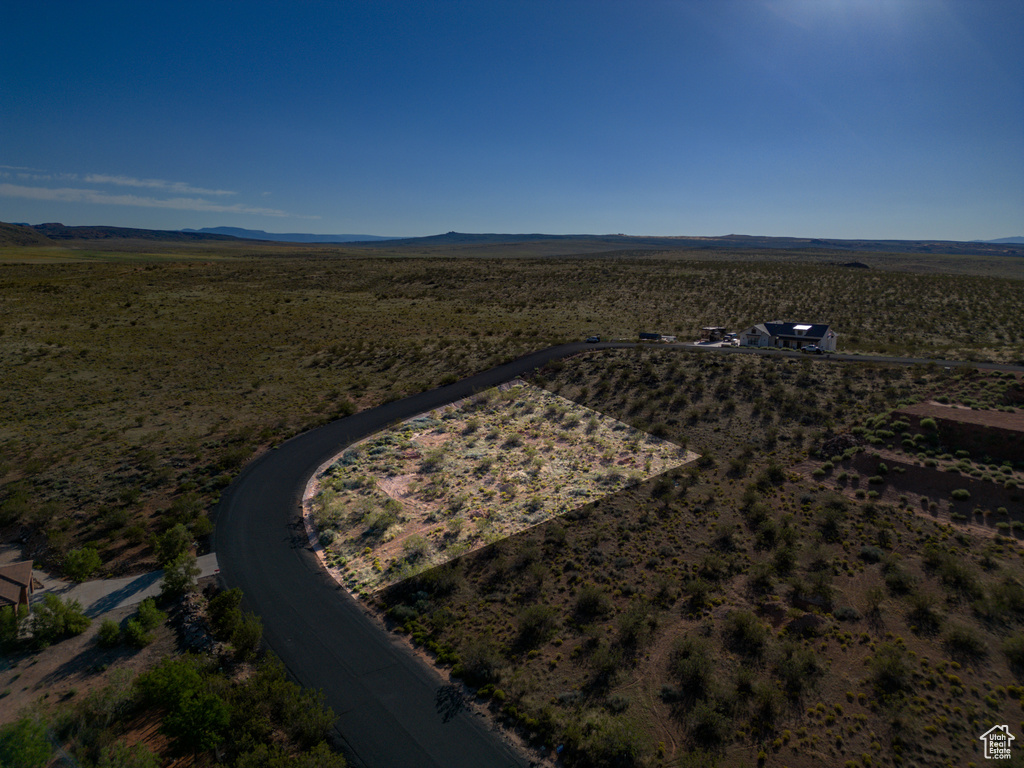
(5, 221, 1024, 258)
(0, 221, 54, 246)
(183, 226, 399, 243)
(30, 222, 242, 242)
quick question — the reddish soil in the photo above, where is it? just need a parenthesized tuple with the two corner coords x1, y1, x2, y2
(898, 401, 1024, 431)
(895, 402, 1024, 464)
(797, 450, 1024, 539)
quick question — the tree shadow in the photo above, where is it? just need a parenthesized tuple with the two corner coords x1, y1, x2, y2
(434, 683, 466, 724)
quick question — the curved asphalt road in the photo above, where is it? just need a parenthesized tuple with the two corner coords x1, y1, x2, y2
(214, 341, 1023, 768)
(214, 343, 599, 768)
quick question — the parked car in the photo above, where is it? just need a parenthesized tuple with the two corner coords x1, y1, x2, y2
(801, 344, 824, 354)
(585, 335, 600, 343)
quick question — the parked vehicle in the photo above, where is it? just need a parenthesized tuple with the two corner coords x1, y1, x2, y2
(585, 335, 600, 343)
(801, 344, 824, 354)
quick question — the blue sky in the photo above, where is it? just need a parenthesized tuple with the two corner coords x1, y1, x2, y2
(2, 1, 1021, 239)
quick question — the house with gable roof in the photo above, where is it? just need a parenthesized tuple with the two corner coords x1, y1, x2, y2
(739, 320, 837, 352)
(0, 560, 35, 612)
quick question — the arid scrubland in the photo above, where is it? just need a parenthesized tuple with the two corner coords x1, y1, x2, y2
(1, 254, 1022, 578)
(0, 247, 1023, 767)
(380, 348, 1024, 768)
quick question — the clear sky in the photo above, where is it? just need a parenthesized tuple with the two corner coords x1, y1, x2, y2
(2, 1, 1021, 240)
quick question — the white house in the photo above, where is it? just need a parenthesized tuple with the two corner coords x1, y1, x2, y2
(740, 321, 837, 352)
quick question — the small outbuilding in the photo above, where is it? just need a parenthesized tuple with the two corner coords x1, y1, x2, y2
(740, 321, 837, 351)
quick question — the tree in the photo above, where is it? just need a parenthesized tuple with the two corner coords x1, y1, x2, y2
(163, 690, 230, 755)
(0, 604, 28, 651)
(161, 551, 201, 598)
(30, 594, 90, 648)
(207, 587, 243, 639)
(64, 546, 102, 582)
(153, 523, 192, 567)
(231, 611, 263, 660)
(0, 717, 52, 768)
(136, 656, 205, 710)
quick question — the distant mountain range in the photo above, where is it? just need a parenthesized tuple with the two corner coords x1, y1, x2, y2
(182, 227, 399, 243)
(979, 236, 1024, 245)
(2, 221, 1023, 257)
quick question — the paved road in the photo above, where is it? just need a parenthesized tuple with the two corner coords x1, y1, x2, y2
(214, 341, 1023, 768)
(30, 553, 221, 618)
(214, 343, 601, 768)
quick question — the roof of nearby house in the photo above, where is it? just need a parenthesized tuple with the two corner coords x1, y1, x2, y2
(763, 321, 832, 340)
(0, 560, 33, 606)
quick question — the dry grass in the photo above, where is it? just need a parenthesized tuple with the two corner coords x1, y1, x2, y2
(1, 253, 1021, 579)
(378, 348, 1024, 767)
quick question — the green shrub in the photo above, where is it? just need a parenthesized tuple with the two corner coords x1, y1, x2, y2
(724, 610, 768, 657)
(670, 635, 715, 698)
(1003, 635, 1024, 673)
(688, 701, 730, 748)
(136, 598, 166, 631)
(0, 604, 27, 651)
(574, 584, 612, 620)
(64, 547, 102, 582)
(859, 545, 884, 563)
(907, 592, 943, 635)
(943, 624, 987, 662)
(124, 618, 154, 648)
(230, 612, 263, 660)
(516, 605, 558, 648)
(951, 488, 971, 501)
(882, 556, 915, 595)
(0, 717, 52, 768)
(97, 619, 121, 647)
(95, 741, 160, 768)
(30, 594, 90, 648)
(208, 587, 243, 640)
(869, 642, 912, 696)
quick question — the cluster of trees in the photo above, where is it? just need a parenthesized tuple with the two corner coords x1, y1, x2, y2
(0, 594, 90, 652)
(2, 577, 341, 767)
(1, 655, 346, 768)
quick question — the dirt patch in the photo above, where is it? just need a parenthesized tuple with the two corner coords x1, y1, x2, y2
(303, 381, 698, 594)
(0, 605, 176, 725)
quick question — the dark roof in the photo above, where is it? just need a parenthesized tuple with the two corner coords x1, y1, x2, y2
(763, 322, 832, 340)
(0, 561, 33, 606)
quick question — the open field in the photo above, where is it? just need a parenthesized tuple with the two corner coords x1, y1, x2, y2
(1, 253, 1023, 582)
(1, 245, 1023, 767)
(306, 381, 695, 593)
(379, 348, 1024, 767)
